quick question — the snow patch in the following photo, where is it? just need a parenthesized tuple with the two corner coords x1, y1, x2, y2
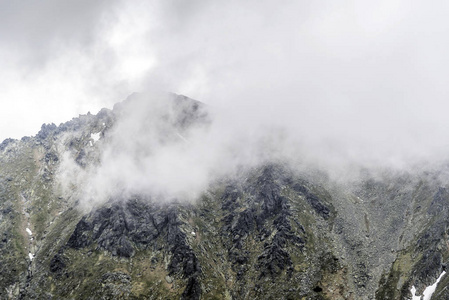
(410, 286, 421, 300)
(410, 271, 446, 300)
(91, 132, 101, 142)
(191, 231, 196, 236)
(28, 253, 34, 261)
(26, 228, 32, 236)
(423, 271, 446, 300)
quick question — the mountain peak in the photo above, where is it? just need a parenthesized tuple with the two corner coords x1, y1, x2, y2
(0, 93, 449, 299)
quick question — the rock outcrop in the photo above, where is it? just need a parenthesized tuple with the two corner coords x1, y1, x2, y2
(0, 93, 449, 299)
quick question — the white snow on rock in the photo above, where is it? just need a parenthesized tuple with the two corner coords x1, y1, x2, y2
(91, 132, 101, 142)
(26, 228, 32, 236)
(191, 231, 196, 236)
(410, 286, 421, 300)
(28, 253, 34, 261)
(423, 271, 446, 300)
(410, 271, 446, 300)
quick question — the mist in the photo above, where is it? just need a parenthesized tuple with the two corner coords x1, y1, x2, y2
(3, 1, 449, 203)
(57, 92, 291, 206)
(57, 88, 449, 208)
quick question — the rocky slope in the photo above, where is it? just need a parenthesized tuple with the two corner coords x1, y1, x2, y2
(1, 93, 449, 299)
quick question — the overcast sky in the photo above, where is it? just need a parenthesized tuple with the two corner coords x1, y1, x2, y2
(2, 0, 449, 167)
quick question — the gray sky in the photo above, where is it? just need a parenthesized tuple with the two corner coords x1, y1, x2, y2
(2, 0, 449, 168)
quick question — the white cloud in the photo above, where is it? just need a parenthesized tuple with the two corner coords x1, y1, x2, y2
(2, 0, 449, 177)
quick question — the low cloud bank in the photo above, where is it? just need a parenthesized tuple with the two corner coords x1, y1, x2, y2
(56, 90, 449, 209)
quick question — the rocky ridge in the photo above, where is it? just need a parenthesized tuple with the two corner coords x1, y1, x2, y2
(0, 93, 449, 299)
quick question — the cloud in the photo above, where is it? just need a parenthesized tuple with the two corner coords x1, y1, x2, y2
(57, 92, 216, 206)
(56, 91, 305, 206)
(4, 0, 449, 185)
(0, 0, 151, 140)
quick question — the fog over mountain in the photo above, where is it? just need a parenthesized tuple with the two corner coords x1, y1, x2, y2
(4, 3, 449, 299)
(2, 0, 449, 175)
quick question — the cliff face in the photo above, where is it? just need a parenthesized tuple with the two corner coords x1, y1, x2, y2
(0, 93, 449, 299)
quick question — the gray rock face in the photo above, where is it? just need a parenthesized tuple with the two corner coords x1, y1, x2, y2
(52, 199, 202, 299)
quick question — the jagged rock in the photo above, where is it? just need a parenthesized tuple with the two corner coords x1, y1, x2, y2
(66, 218, 93, 249)
(0, 138, 15, 151)
(292, 182, 331, 219)
(257, 241, 292, 278)
(55, 198, 203, 298)
(181, 276, 201, 300)
(3, 93, 449, 300)
(36, 123, 58, 140)
(49, 252, 67, 275)
(44, 151, 59, 164)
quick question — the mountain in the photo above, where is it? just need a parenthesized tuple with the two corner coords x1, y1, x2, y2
(0, 93, 449, 299)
